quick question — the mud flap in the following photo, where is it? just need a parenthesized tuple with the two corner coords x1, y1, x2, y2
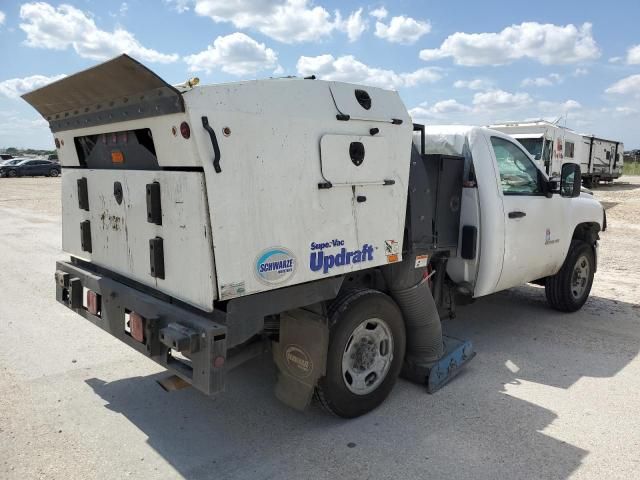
(272, 310, 329, 411)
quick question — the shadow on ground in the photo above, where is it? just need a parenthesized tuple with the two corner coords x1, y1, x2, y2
(85, 285, 640, 480)
(593, 182, 640, 192)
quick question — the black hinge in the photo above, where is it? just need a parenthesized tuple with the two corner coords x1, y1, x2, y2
(149, 237, 165, 279)
(80, 220, 92, 253)
(336, 113, 350, 121)
(146, 182, 162, 225)
(77, 177, 89, 211)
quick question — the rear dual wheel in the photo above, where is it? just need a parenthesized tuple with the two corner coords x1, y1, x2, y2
(315, 289, 406, 418)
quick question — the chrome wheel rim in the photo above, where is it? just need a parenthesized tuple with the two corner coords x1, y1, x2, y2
(341, 318, 394, 395)
(571, 255, 590, 300)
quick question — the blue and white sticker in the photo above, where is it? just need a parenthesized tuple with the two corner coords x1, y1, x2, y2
(309, 239, 374, 274)
(255, 247, 297, 285)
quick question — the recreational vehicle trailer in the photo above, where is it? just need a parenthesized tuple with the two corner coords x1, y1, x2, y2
(491, 120, 623, 188)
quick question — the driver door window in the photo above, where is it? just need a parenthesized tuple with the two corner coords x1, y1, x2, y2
(490, 136, 542, 195)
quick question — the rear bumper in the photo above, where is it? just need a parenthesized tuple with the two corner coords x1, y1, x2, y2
(55, 260, 227, 396)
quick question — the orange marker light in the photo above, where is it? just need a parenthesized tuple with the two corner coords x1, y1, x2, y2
(111, 151, 124, 163)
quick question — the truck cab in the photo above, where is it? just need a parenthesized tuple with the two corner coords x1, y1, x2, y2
(421, 126, 604, 300)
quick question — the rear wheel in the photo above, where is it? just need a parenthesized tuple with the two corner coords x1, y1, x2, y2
(315, 289, 406, 418)
(7, 170, 17, 178)
(545, 240, 595, 312)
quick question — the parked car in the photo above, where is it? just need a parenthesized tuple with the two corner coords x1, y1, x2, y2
(0, 154, 14, 160)
(0, 159, 60, 178)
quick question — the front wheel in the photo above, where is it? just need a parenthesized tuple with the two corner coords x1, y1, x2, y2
(7, 170, 17, 178)
(48, 168, 59, 177)
(315, 289, 406, 418)
(545, 240, 595, 312)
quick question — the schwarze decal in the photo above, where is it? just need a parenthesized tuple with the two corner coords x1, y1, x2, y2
(310, 239, 374, 274)
(255, 247, 297, 285)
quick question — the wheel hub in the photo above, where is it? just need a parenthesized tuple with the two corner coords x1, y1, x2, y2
(341, 318, 394, 395)
(571, 255, 590, 299)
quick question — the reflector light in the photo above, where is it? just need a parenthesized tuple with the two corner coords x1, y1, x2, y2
(180, 122, 191, 139)
(213, 356, 225, 368)
(55, 138, 61, 149)
(111, 151, 124, 163)
(86, 290, 101, 316)
(130, 312, 145, 343)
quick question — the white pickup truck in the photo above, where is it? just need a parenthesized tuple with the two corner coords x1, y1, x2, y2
(23, 55, 605, 418)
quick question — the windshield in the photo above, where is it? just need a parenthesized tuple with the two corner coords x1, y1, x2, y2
(1, 158, 24, 166)
(517, 138, 544, 160)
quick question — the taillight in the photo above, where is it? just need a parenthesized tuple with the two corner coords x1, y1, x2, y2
(86, 290, 101, 316)
(129, 312, 145, 343)
(180, 121, 191, 139)
(111, 151, 124, 163)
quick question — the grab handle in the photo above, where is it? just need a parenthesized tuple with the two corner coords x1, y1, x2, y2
(201, 116, 221, 173)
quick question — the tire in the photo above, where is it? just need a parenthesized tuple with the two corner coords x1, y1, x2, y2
(315, 289, 406, 418)
(49, 168, 59, 177)
(583, 177, 593, 189)
(7, 170, 17, 178)
(545, 240, 595, 312)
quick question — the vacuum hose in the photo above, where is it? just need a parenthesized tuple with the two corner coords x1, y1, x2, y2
(383, 257, 444, 364)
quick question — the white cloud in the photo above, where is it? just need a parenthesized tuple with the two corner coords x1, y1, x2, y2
(627, 45, 640, 64)
(419, 22, 600, 66)
(369, 7, 387, 20)
(165, 0, 191, 12)
(0, 74, 67, 99)
(341, 8, 367, 42)
(609, 56, 623, 64)
(19, 2, 178, 63)
(573, 68, 588, 77)
(409, 94, 583, 126)
(185, 32, 278, 75)
(375, 15, 430, 45)
(296, 54, 442, 90)
(612, 106, 637, 116)
(606, 74, 640, 97)
(473, 89, 533, 109)
(453, 78, 492, 90)
(0, 11, 5, 26)
(409, 99, 471, 118)
(194, 0, 359, 43)
(521, 73, 563, 87)
(538, 99, 582, 112)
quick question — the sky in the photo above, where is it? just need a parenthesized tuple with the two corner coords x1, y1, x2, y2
(0, 0, 639, 150)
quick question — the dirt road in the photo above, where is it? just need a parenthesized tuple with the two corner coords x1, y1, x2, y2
(0, 177, 639, 480)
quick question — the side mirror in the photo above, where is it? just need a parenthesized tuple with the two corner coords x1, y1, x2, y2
(560, 163, 581, 198)
(544, 176, 560, 198)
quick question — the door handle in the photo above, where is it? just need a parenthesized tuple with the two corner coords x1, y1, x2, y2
(508, 211, 526, 219)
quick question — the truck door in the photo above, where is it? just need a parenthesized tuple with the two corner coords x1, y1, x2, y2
(488, 135, 566, 292)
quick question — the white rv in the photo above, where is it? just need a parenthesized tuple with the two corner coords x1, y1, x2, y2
(491, 120, 623, 187)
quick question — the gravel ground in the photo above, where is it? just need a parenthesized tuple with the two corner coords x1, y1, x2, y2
(0, 176, 639, 480)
